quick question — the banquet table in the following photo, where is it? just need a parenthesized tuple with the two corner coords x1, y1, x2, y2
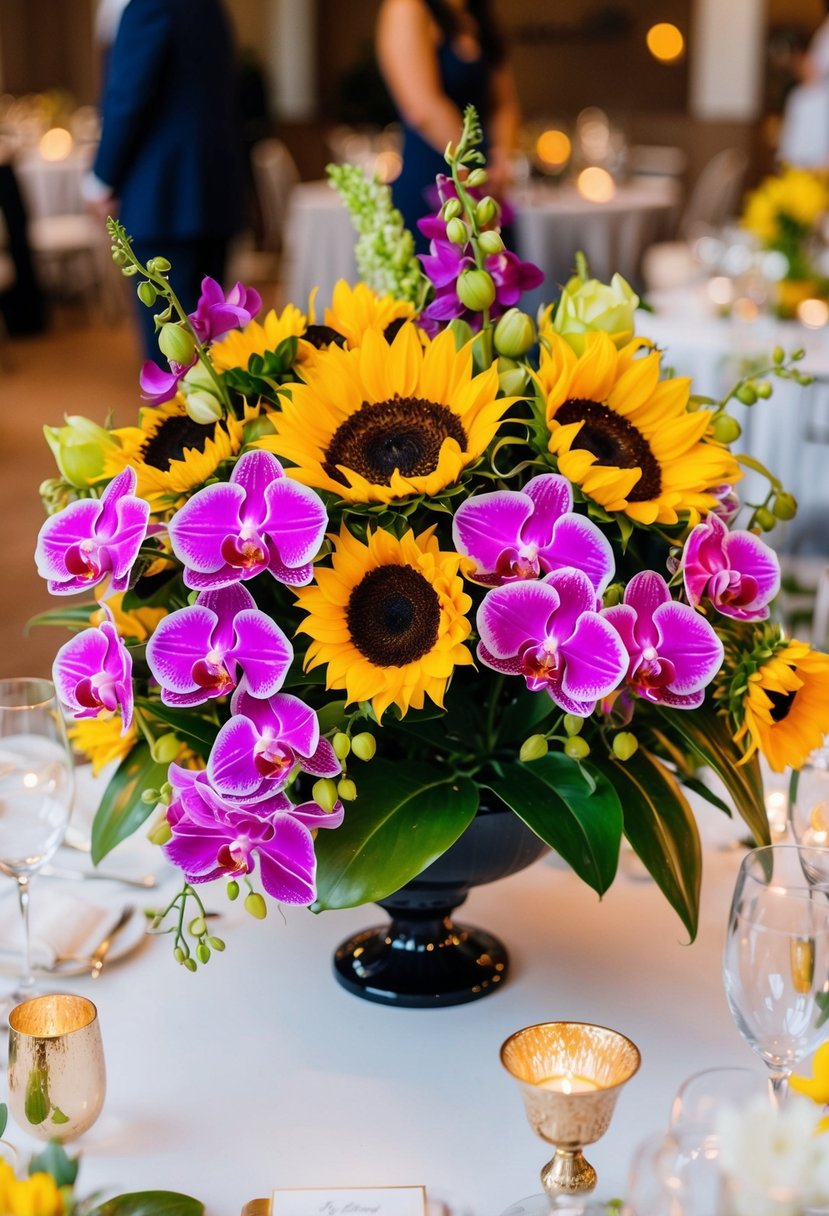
(0, 770, 768, 1216)
(12, 145, 93, 219)
(282, 176, 680, 313)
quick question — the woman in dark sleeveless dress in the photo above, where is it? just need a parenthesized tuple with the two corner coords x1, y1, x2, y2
(376, 0, 520, 252)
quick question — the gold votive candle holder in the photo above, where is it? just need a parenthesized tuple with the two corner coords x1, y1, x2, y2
(500, 1020, 641, 1199)
(7, 993, 106, 1142)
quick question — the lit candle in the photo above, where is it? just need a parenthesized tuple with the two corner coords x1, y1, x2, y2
(537, 1071, 598, 1094)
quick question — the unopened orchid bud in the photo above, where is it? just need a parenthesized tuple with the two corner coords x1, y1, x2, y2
(146, 818, 172, 846)
(196, 942, 211, 964)
(478, 230, 505, 256)
(446, 218, 469, 245)
(184, 391, 223, 425)
(43, 415, 118, 488)
(475, 196, 498, 226)
(158, 322, 196, 365)
(457, 268, 496, 311)
(244, 892, 267, 920)
(754, 506, 776, 532)
(332, 732, 351, 760)
(564, 736, 590, 760)
(711, 414, 742, 444)
(735, 384, 757, 406)
(498, 368, 528, 396)
(337, 778, 357, 801)
(494, 308, 536, 358)
(351, 732, 376, 761)
(226, 880, 240, 901)
(313, 778, 340, 813)
(147, 256, 171, 274)
(563, 714, 584, 737)
(189, 916, 207, 937)
(466, 168, 488, 187)
(137, 281, 157, 307)
(519, 734, 548, 762)
(442, 198, 463, 221)
(756, 381, 772, 399)
(772, 491, 797, 520)
(150, 732, 181, 764)
(612, 732, 639, 761)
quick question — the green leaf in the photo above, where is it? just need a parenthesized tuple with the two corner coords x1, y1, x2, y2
(656, 702, 769, 846)
(88, 1192, 204, 1216)
(91, 743, 169, 863)
(138, 701, 217, 759)
(594, 749, 701, 940)
(26, 602, 97, 633)
(485, 754, 622, 895)
(28, 1141, 79, 1187)
(679, 776, 733, 817)
(0, 1102, 6, 1138)
(498, 690, 556, 744)
(313, 760, 479, 909)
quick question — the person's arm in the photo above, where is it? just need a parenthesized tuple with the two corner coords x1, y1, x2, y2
(376, 0, 463, 154)
(485, 59, 520, 196)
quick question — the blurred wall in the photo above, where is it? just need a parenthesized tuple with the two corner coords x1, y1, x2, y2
(0, 0, 98, 103)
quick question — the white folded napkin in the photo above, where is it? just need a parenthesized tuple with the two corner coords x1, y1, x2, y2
(0, 887, 114, 969)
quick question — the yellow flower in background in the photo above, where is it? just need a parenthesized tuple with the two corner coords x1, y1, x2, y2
(209, 302, 308, 373)
(321, 280, 416, 349)
(536, 331, 740, 526)
(91, 591, 166, 642)
(295, 524, 473, 720)
(791, 1041, 829, 1133)
(69, 716, 137, 776)
(742, 166, 829, 241)
(0, 1161, 64, 1216)
(735, 640, 829, 773)
(262, 323, 513, 504)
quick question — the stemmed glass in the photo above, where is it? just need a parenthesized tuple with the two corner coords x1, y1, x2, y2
(0, 678, 74, 1005)
(723, 843, 829, 1108)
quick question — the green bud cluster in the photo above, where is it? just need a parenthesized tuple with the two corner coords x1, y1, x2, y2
(519, 734, 548, 762)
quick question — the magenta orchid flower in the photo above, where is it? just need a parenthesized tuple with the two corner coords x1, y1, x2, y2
(35, 466, 150, 595)
(167, 450, 328, 591)
(207, 688, 340, 804)
(146, 583, 292, 707)
(602, 570, 723, 709)
(162, 764, 344, 905)
(188, 277, 262, 344)
(52, 603, 133, 730)
(476, 567, 628, 715)
(452, 473, 614, 593)
(682, 512, 780, 621)
(138, 356, 197, 406)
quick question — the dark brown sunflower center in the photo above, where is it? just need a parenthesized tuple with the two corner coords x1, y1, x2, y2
(302, 324, 347, 350)
(346, 564, 441, 667)
(324, 396, 467, 487)
(141, 415, 216, 472)
(556, 397, 662, 503)
(767, 687, 798, 723)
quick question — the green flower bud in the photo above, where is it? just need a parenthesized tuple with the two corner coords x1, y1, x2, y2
(244, 892, 267, 920)
(448, 317, 475, 349)
(150, 732, 181, 764)
(173, 946, 185, 964)
(772, 345, 785, 364)
(711, 414, 742, 444)
(755, 381, 773, 399)
(465, 168, 488, 188)
(772, 491, 797, 521)
(226, 879, 240, 901)
(332, 732, 352, 760)
(494, 308, 536, 358)
(146, 818, 172, 847)
(137, 281, 157, 307)
(112, 248, 127, 265)
(207, 936, 225, 952)
(442, 198, 463, 221)
(612, 732, 639, 761)
(551, 272, 639, 355)
(312, 777, 340, 813)
(792, 348, 805, 361)
(475, 196, 498, 226)
(564, 736, 591, 760)
(184, 390, 223, 425)
(122, 263, 139, 276)
(196, 942, 211, 965)
(337, 777, 358, 802)
(189, 916, 207, 937)
(184, 956, 198, 972)
(446, 217, 469, 245)
(148, 256, 172, 274)
(563, 714, 584, 737)
(477, 230, 505, 256)
(351, 732, 376, 761)
(798, 373, 814, 386)
(43, 415, 119, 488)
(140, 787, 160, 805)
(498, 368, 528, 396)
(457, 268, 496, 312)
(754, 506, 776, 531)
(603, 582, 625, 607)
(158, 322, 196, 365)
(735, 384, 757, 406)
(519, 734, 548, 762)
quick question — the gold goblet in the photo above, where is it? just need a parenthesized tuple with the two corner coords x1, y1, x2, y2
(7, 993, 105, 1142)
(500, 1021, 640, 1201)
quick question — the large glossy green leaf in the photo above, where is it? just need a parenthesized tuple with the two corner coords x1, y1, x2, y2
(656, 702, 769, 846)
(593, 749, 701, 940)
(26, 602, 98, 633)
(137, 700, 217, 760)
(91, 743, 169, 863)
(498, 690, 557, 744)
(485, 754, 622, 895)
(89, 1192, 204, 1216)
(312, 760, 479, 910)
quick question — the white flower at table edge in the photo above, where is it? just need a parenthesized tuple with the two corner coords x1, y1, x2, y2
(31, 105, 829, 971)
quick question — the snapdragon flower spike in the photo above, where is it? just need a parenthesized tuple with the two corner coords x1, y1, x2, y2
(452, 473, 614, 594)
(162, 764, 344, 905)
(146, 583, 292, 707)
(207, 689, 340, 804)
(35, 466, 150, 595)
(476, 567, 627, 715)
(682, 512, 780, 622)
(168, 449, 328, 590)
(602, 570, 724, 709)
(52, 603, 133, 731)
(188, 276, 262, 344)
(138, 355, 197, 406)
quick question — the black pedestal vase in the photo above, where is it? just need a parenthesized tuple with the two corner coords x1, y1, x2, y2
(332, 803, 548, 1008)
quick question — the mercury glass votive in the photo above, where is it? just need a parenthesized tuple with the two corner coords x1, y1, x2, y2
(7, 993, 105, 1142)
(500, 1021, 640, 1200)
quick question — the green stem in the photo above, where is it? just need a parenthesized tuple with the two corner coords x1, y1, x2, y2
(485, 674, 505, 752)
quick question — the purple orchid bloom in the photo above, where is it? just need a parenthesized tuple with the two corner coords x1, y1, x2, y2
(452, 473, 614, 594)
(35, 466, 150, 596)
(167, 450, 328, 591)
(188, 277, 262, 344)
(162, 764, 344, 905)
(52, 603, 133, 730)
(138, 356, 197, 406)
(476, 567, 628, 715)
(602, 570, 724, 709)
(682, 512, 780, 622)
(709, 483, 741, 526)
(146, 583, 292, 707)
(207, 688, 340, 804)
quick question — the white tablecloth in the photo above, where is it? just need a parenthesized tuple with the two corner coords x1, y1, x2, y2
(3, 771, 767, 1216)
(13, 146, 93, 219)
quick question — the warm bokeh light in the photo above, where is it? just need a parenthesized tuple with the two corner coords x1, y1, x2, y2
(732, 296, 760, 323)
(375, 149, 401, 184)
(646, 23, 685, 63)
(576, 166, 615, 203)
(707, 276, 735, 308)
(535, 129, 571, 169)
(797, 297, 829, 329)
(39, 126, 73, 161)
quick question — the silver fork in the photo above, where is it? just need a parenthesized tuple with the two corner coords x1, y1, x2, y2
(47, 905, 138, 976)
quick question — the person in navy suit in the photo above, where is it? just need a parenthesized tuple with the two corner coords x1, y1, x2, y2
(87, 0, 245, 356)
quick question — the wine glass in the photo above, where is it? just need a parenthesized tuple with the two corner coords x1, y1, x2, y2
(0, 678, 74, 1005)
(723, 843, 829, 1108)
(789, 747, 829, 888)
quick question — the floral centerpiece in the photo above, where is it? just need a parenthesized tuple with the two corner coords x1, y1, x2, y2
(33, 108, 829, 985)
(741, 164, 829, 317)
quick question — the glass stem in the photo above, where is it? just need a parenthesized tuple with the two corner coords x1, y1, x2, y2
(16, 875, 35, 997)
(767, 1067, 789, 1109)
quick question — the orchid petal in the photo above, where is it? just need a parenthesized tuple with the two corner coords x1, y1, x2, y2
(299, 735, 341, 778)
(263, 477, 328, 568)
(146, 606, 219, 695)
(541, 515, 615, 595)
(477, 581, 560, 658)
(452, 491, 533, 575)
(207, 715, 264, 798)
(229, 610, 293, 698)
(289, 799, 346, 831)
(521, 474, 573, 543)
(231, 450, 283, 524)
(257, 816, 317, 904)
(559, 614, 627, 701)
(652, 601, 724, 692)
(168, 482, 245, 572)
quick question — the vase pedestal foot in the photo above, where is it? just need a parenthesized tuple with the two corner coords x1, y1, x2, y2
(332, 910, 509, 1008)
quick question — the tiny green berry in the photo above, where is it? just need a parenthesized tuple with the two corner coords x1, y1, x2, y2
(226, 880, 240, 901)
(312, 777, 339, 812)
(244, 892, 267, 920)
(519, 734, 548, 762)
(612, 732, 639, 761)
(563, 714, 584, 737)
(196, 943, 211, 965)
(351, 732, 377, 761)
(184, 957, 198, 972)
(188, 916, 206, 938)
(332, 732, 351, 760)
(337, 778, 357, 802)
(208, 936, 226, 952)
(564, 736, 590, 760)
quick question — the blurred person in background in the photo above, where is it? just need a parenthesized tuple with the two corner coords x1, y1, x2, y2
(376, 0, 520, 251)
(85, 0, 245, 357)
(778, 1, 829, 169)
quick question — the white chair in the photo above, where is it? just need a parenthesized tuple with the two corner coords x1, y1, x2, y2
(27, 212, 123, 320)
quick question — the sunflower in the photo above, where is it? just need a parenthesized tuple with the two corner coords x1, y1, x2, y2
(209, 303, 308, 373)
(734, 640, 829, 772)
(68, 716, 138, 776)
(295, 524, 474, 720)
(103, 398, 250, 507)
(536, 331, 741, 526)
(262, 323, 513, 504)
(320, 280, 417, 349)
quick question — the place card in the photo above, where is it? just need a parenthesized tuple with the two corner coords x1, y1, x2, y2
(272, 1186, 426, 1216)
